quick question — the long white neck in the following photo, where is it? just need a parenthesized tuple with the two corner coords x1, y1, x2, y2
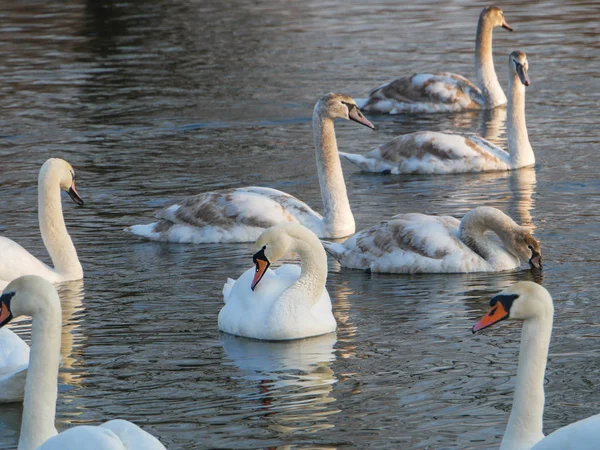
(283, 233, 328, 308)
(475, 17, 506, 107)
(507, 73, 534, 168)
(38, 173, 83, 280)
(459, 207, 520, 267)
(500, 314, 552, 450)
(18, 294, 62, 450)
(313, 111, 355, 238)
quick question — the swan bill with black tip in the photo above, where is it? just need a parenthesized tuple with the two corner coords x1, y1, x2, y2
(0, 291, 15, 327)
(343, 101, 375, 129)
(516, 63, 530, 87)
(251, 246, 270, 291)
(529, 249, 542, 269)
(472, 293, 519, 333)
(67, 178, 84, 206)
(501, 20, 513, 32)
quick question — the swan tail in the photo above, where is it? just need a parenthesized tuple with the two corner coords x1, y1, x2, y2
(222, 278, 236, 303)
(340, 152, 395, 174)
(124, 222, 161, 240)
(321, 240, 347, 263)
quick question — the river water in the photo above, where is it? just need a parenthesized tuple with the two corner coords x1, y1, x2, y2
(0, 0, 598, 448)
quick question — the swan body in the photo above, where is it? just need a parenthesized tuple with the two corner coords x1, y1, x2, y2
(0, 327, 29, 403)
(0, 159, 84, 288)
(322, 206, 541, 273)
(127, 94, 374, 243)
(344, 51, 533, 174)
(219, 223, 336, 340)
(0, 276, 166, 450)
(358, 6, 512, 114)
(473, 282, 600, 450)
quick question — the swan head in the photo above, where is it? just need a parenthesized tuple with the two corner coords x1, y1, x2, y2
(509, 50, 530, 86)
(250, 223, 315, 291)
(507, 228, 542, 269)
(0, 275, 60, 328)
(481, 6, 513, 32)
(472, 281, 553, 333)
(40, 158, 84, 206)
(316, 93, 374, 129)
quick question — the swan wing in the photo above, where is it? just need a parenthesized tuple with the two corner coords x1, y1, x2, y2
(323, 214, 487, 273)
(0, 328, 29, 403)
(127, 187, 323, 243)
(530, 414, 600, 450)
(37, 420, 165, 450)
(0, 237, 57, 283)
(360, 73, 484, 114)
(341, 131, 509, 174)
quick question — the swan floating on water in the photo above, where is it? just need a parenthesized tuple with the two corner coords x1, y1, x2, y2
(473, 282, 600, 449)
(357, 6, 513, 114)
(127, 93, 373, 243)
(343, 51, 533, 174)
(0, 276, 166, 450)
(322, 206, 541, 273)
(220, 223, 336, 340)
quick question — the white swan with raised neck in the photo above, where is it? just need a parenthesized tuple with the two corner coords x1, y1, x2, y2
(0, 275, 166, 450)
(322, 206, 542, 273)
(358, 6, 513, 114)
(342, 51, 533, 174)
(219, 223, 336, 340)
(126, 93, 373, 243)
(473, 282, 600, 449)
(0, 158, 83, 289)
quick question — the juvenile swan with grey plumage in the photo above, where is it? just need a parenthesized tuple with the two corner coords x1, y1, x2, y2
(220, 223, 336, 340)
(127, 94, 374, 243)
(0, 158, 84, 290)
(0, 276, 166, 450)
(473, 282, 600, 449)
(342, 51, 533, 174)
(322, 206, 541, 273)
(358, 6, 513, 114)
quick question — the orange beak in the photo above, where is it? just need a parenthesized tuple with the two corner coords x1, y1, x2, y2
(0, 292, 15, 327)
(472, 301, 509, 333)
(251, 258, 269, 291)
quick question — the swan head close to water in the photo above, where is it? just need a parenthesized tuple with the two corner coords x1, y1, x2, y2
(316, 93, 374, 129)
(473, 282, 552, 332)
(251, 222, 322, 290)
(510, 50, 530, 86)
(481, 5, 513, 32)
(506, 228, 542, 269)
(41, 158, 84, 206)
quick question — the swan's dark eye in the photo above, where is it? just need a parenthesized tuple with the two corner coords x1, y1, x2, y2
(527, 244, 533, 250)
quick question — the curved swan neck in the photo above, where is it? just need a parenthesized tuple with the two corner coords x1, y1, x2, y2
(38, 170, 82, 279)
(285, 233, 328, 307)
(507, 74, 534, 168)
(459, 208, 519, 263)
(475, 14, 506, 107)
(313, 108, 355, 237)
(18, 292, 62, 450)
(500, 313, 552, 450)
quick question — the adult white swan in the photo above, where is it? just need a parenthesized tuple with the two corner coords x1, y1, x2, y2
(358, 6, 513, 114)
(126, 94, 374, 243)
(473, 282, 600, 449)
(342, 51, 533, 174)
(0, 158, 84, 289)
(0, 276, 166, 450)
(322, 206, 541, 273)
(219, 223, 336, 340)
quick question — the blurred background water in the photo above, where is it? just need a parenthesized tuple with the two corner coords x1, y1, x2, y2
(0, 0, 598, 448)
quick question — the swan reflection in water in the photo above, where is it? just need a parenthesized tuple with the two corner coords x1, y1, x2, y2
(220, 332, 339, 435)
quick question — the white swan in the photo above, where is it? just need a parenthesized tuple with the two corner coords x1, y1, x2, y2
(126, 93, 374, 243)
(0, 158, 84, 289)
(473, 282, 600, 450)
(322, 206, 541, 273)
(0, 327, 29, 403)
(0, 276, 166, 450)
(219, 223, 336, 340)
(343, 51, 532, 174)
(358, 6, 513, 114)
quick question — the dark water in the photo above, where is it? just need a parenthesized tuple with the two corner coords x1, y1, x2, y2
(0, 0, 599, 448)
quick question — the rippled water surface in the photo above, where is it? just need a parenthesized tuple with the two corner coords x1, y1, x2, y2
(0, 0, 599, 448)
